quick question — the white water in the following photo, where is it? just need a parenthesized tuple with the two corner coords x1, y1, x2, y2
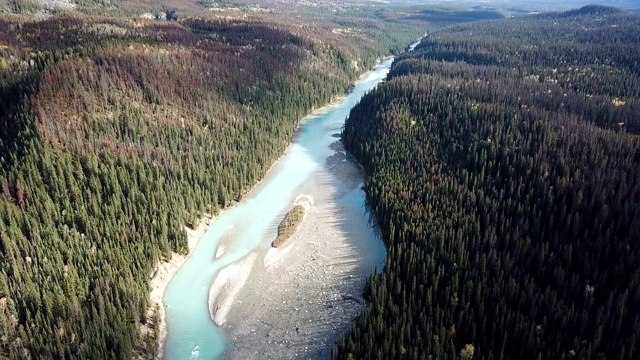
(162, 57, 396, 360)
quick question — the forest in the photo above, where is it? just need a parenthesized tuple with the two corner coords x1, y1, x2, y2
(337, 5, 640, 360)
(0, 6, 435, 358)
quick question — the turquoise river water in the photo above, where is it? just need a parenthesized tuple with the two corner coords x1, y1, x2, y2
(162, 55, 397, 360)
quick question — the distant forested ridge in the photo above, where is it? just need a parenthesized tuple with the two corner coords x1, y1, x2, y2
(0, 11, 411, 358)
(337, 5, 640, 360)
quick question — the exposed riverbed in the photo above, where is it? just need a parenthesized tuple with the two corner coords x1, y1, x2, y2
(161, 57, 395, 360)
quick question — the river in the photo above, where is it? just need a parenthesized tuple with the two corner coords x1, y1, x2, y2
(162, 56, 396, 360)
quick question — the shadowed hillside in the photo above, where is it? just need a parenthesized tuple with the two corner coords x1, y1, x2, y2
(337, 6, 640, 360)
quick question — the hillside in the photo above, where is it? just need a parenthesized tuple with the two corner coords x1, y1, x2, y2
(0, 10, 425, 358)
(338, 6, 640, 360)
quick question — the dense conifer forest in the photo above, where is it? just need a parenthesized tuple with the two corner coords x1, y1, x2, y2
(0, 8, 430, 358)
(338, 5, 640, 360)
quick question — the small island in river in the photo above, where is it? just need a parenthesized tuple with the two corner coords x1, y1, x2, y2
(272, 205, 306, 248)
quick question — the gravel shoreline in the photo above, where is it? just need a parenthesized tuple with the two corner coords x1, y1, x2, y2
(219, 147, 385, 359)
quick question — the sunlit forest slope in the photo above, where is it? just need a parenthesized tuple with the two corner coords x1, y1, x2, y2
(0, 10, 423, 358)
(338, 5, 640, 360)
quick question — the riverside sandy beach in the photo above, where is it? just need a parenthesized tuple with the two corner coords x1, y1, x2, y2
(216, 140, 385, 359)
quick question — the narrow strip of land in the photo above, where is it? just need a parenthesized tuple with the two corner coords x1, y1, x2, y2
(272, 205, 306, 248)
